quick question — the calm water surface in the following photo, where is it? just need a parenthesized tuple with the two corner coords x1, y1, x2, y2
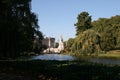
(22, 54, 120, 65)
(30, 54, 76, 61)
(90, 58, 120, 65)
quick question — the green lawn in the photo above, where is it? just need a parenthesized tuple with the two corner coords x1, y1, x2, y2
(0, 60, 120, 80)
(98, 50, 120, 59)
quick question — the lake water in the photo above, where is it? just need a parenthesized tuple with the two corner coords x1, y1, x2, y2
(22, 54, 120, 65)
(89, 58, 120, 65)
(30, 54, 76, 61)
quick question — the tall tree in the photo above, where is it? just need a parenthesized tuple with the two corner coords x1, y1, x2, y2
(0, 0, 43, 59)
(74, 11, 92, 35)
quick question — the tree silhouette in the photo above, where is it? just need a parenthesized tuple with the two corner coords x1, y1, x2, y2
(0, 0, 43, 59)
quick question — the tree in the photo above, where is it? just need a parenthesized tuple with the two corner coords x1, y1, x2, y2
(71, 30, 101, 55)
(66, 38, 75, 52)
(92, 15, 120, 50)
(55, 42, 59, 48)
(100, 26, 117, 51)
(0, 0, 43, 59)
(74, 11, 92, 35)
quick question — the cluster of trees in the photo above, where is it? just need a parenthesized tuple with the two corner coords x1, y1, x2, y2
(66, 11, 120, 55)
(92, 16, 120, 51)
(0, 0, 43, 59)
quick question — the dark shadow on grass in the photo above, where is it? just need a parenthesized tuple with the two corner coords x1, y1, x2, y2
(0, 60, 120, 80)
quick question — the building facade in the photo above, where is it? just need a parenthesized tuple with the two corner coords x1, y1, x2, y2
(42, 37, 55, 48)
(42, 36, 64, 53)
(58, 35, 64, 51)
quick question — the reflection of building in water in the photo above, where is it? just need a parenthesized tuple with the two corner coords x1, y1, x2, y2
(42, 36, 64, 53)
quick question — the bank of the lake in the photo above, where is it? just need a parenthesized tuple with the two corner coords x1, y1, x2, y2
(0, 52, 120, 80)
(71, 50, 120, 60)
(62, 49, 120, 65)
(98, 51, 120, 59)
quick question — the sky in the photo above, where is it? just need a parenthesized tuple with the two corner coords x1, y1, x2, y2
(31, 0, 120, 41)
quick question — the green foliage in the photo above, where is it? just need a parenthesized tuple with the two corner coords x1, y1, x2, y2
(0, 0, 43, 59)
(71, 29, 101, 55)
(66, 38, 75, 52)
(100, 30, 116, 51)
(92, 15, 120, 50)
(74, 11, 92, 35)
(66, 12, 120, 55)
(55, 42, 59, 48)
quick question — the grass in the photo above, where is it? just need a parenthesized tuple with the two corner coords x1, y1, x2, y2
(72, 50, 120, 60)
(0, 60, 120, 80)
(97, 50, 120, 59)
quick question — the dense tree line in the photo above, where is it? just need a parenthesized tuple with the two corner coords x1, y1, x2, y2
(0, 0, 43, 59)
(92, 16, 120, 51)
(66, 11, 120, 55)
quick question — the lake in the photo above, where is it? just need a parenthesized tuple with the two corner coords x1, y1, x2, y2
(21, 54, 120, 65)
(30, 54, 76, 61)
(89, 58, 120, 65)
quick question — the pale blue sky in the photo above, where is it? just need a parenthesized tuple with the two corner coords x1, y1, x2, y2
(31, 0, 120, 41)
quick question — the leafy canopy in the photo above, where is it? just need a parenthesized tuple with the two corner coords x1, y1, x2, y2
(74, 11, 92, 35)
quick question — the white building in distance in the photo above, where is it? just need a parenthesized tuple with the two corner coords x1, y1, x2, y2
(43, 36, 64, 53)
(42, 37, 55, 48)
(58, 35, 64, 51)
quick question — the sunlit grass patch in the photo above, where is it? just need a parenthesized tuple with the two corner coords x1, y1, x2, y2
(98, 50, 120, 59)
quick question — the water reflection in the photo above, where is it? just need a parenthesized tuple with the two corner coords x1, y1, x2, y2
(30, 54, 76, 61)
(90, 58, 120, 65)
(21, 54, 120, 65)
